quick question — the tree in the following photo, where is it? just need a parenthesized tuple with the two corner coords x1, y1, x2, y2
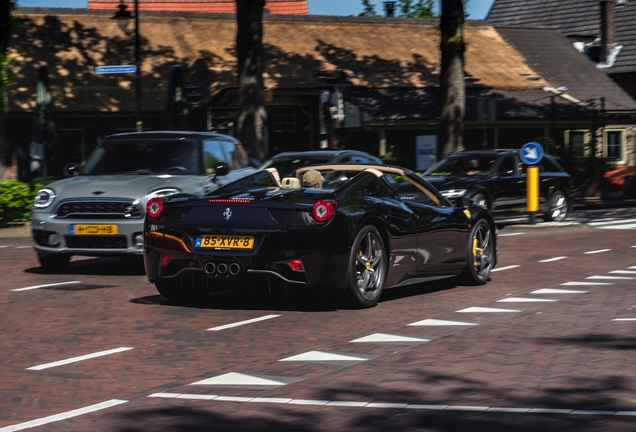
(0, 0, 16, 181)
(359, 0, 378, 16)
(438, 0, 465, 159)
(235, 0, 267, 162)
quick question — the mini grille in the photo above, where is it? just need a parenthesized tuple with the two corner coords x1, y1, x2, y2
(55, 201, 142, 219)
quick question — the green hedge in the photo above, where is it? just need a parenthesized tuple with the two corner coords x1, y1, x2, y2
(0, 178, 58, 227)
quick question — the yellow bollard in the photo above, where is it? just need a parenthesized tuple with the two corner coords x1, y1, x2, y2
(526, 166, 539, 223)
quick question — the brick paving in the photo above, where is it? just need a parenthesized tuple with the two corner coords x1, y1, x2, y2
(0, 227, 635, 431)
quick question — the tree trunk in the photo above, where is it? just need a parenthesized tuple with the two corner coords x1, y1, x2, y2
(438, 0, 465, 159)
(235, 0, 267, 162)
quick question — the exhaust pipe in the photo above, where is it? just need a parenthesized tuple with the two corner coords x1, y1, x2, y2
(204, 262, 216, 275)
(217, 263, 228, 275)
(229, 262, 241, 276)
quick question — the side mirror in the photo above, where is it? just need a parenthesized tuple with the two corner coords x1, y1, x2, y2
(63, 163, 80, 177)
(213, 162, 230, 177)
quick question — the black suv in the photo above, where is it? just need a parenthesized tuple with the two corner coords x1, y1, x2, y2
(423, 150, 574, 221)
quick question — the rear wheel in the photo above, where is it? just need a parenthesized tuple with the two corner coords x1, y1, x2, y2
(543, 190, 569, 222)
(37, 253, 70, 273)
(155, 275, 211, 304)
(462, 218, 495, 285)
(342, 225, 387, 309)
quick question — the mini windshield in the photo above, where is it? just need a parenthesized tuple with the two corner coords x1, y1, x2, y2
(424, 155, 496, 177)
(260, 156, 333, 177)
(83, 139, 199, 175)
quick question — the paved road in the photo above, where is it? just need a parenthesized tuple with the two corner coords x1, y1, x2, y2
(0, 227, 635, 431)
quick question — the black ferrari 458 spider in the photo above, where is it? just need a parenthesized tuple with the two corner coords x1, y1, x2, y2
(143, 164, 497, 308)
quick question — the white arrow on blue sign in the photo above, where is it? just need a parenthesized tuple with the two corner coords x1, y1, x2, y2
(520, 141, 544, 165)
(96, 65, 137, 74)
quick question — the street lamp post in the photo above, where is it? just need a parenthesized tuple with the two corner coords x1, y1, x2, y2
(112, 0, 142, 132)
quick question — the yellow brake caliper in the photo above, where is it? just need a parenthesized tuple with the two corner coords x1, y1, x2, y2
(473, 237, 480, 267)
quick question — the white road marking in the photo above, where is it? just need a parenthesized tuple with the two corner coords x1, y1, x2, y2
(600, 223, 636, 229)
(610, 270, 636, 274)
(15, 246, 30, 249)
(497, 297, 557, 303)
(587, 275, 634, 280)
(629, 266, 636, 269)
(12, 281, 81, 292)
(191, 372, 287, 387)
(27, 347, 134, 370)
(499, 232, 525, 236)
(407, 319, 478, 326)
(0, 399, 128, 432)
(560, 281, 612, 286)
(206, 314, 280, 331)
(491, 265, 520, 272)
(613, 318, 636, 321)
(588, 218, 636, 227)
(349, 333, 430, 343)
(279, 351, 368, 362)
(532, 288, 588, 294)
(456, 307, 521, 313)
(147, 393, 636, 416)
(583, 249, 611, 254)
(0, 246, 7, 248)
(539, 257, 567, 263)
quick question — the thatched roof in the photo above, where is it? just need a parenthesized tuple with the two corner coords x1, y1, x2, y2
(9, 8, 552, 114)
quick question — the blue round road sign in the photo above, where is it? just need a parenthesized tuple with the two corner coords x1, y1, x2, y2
(520, 141, 544, 165)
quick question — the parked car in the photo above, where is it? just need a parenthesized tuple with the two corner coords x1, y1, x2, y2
(423, 150, 574, 221)
(31, 131, 257, 272)
(258, 150, 383, 177)
(143, 164, 497, 308)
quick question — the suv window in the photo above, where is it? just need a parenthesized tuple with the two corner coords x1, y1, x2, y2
(203, 139, 229, 174)
(497, 156, 517, 176)
(220, 139, 250, 170)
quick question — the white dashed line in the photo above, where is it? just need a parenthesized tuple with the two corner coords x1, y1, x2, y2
(0, 399, 128, 432)
(349, 333, 430, 343)
(610, 270, 636, 274)
(499, 232, 525, 237)
(407, 319, 478, 327)
(587, 275, 634, 280)
(279, 351, 368, 362)
(147, 393, 636, 417)
(456, 307, 521, 313)
(0, 246, 7, 248)
(15, 246, 30, 249)
(491, 265, 520, 272)
(206, 314, 280, 331)
(613, 318, 636, 322)
(532, 288, 588, 294)
(583, 249, 611, 254)
(588, 218, 636, 227)
(12, 281, 81, 292)
(497, 297, 557, 303)
(27, 347, 134, 370)
(539, 257, 567, 263)
(191, 372, 288, 387)
(560, 281, 612, 286)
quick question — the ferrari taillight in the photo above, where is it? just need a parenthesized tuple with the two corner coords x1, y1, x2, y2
(146, 197, 166, 219)
(312, 200, 338, 222)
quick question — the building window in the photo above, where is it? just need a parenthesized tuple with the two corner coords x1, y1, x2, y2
(604, 129, 625, 163)
(272, 107, 296, 133)
(565, 130, 591, 159)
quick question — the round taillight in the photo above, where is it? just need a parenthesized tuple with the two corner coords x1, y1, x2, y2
(312, 200, 338, 222)
(146, 197, 166, 219)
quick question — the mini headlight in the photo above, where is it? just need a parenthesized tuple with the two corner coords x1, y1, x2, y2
(34, 189, 56, 208)
(440, 189, 467, 199)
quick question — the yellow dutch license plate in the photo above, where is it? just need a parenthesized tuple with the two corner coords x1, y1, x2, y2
(196, 234, 254, 250)
(70, 224, 119, 235)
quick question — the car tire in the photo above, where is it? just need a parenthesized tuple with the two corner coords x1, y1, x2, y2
(155, 277, 211, 304)
(469, 192, 489, 209)
(461, 218, 495, 285)
(37, 253, 70, 273)
(341, 225, 387, 309)
(543, 190, 569, 222)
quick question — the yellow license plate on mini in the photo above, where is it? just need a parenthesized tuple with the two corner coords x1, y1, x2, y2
(70, 224, 119, 235)
(196, 234, 254, 250)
